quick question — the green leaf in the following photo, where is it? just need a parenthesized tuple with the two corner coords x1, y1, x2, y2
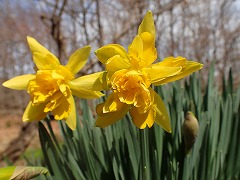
(0, 166, 15, 180)
(0, 166, 48, 180)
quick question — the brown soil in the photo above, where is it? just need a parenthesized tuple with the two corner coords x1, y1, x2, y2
(0, 109, 60, 167)
(0, 110, 23, 153)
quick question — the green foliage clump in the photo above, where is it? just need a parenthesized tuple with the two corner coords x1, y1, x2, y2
(34, 66, 240, 180)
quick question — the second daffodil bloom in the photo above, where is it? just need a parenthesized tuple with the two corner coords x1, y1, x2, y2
(2, 36, 104, 130)
(94, 11, 203, 132)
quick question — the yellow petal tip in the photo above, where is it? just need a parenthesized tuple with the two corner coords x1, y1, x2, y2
(167, 129, 172, 133)
(2, 82, 7, 88)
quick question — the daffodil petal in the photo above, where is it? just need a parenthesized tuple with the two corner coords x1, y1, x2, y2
(70, 87, 104, 99)
(138, 11, 156, 41)
(95, 44, 128, 64)
(145, 63, 182, 83)
(106, 55, 131, 73)
(128, 36, 144, 68)
(158, 56, 186, 67)
(128, 35, 143, 58)
(69, 72, 105, 91)
(129, 34, 156, 67)
(33, 52, 60, 70)
(140, 32, 157, 66)
(27, 36, 60, 68)
(151, 89, 171, 132)
(27, 36, 52, 55)
(103, 92, 123, 113)
(130, 106, 155, 129)
(95, 102, 130, 127)
(65, 46, 91, 75)
(65, 95, 76, 130)
(2, 74, 35, 90)
(154, 61, 203, 85)
(69, 72, 105, 99)
(52, 95, 71, 120)
(22, 101, 47, 122)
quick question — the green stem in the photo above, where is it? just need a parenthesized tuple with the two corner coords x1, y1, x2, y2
(140, 129, 150, 180)
(45, 117, 62, 153)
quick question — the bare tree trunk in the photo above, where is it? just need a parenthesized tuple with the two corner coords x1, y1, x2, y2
(40, 0, 68, 62)
(96, 0, 103, 47)
(113, 0, 184, 43)
(169, 6, 175, 56)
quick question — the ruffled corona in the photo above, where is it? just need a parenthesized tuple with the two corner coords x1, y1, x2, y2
(27, 66, 74, 120)
(111, 69, 151, 114)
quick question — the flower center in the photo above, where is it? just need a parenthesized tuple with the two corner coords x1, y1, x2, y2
(27, 65, 74, 118)
(111, 69, 152, 113)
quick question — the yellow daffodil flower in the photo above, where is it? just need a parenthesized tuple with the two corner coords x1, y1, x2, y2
(2, 36, 104, 130)
(94, 11, 203, 132)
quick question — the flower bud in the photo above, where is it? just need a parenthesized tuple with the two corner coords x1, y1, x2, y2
(182, 111, 199, 154)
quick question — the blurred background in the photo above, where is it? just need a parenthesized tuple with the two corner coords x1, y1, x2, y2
(0, 0, 239, 163)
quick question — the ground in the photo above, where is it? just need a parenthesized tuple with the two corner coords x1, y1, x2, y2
(0, 110, 23, 153)
(0, 109, 60, 167)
